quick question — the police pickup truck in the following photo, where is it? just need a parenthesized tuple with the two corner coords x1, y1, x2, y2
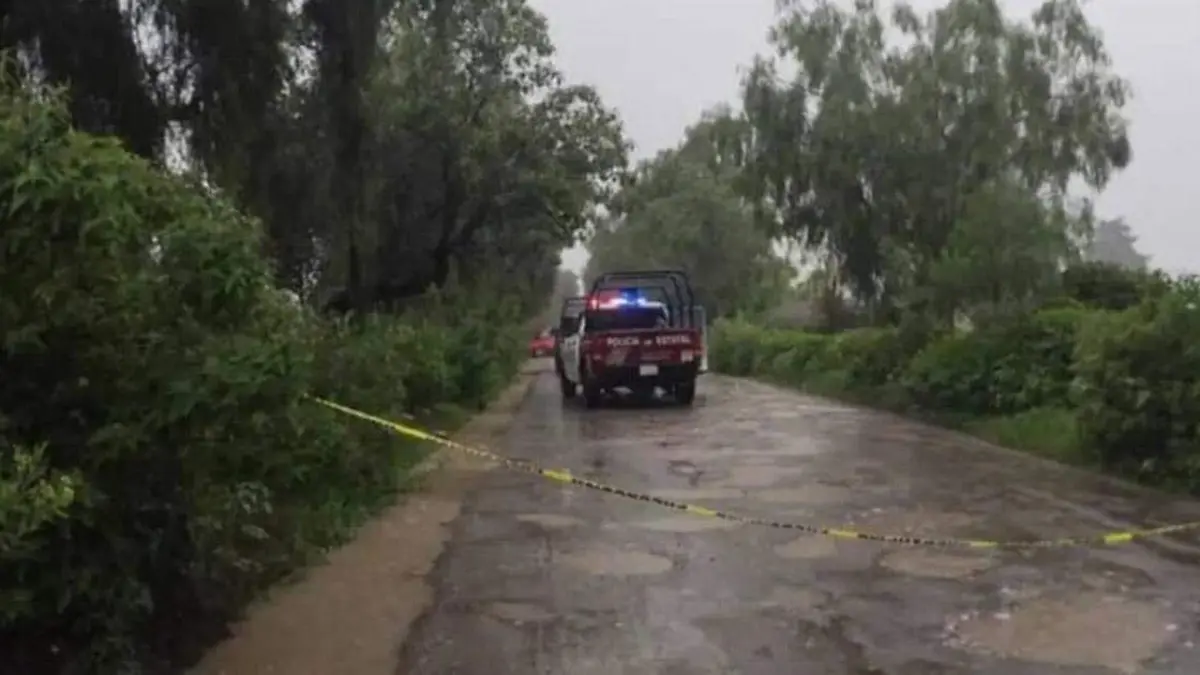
(558, 270, 706, 408)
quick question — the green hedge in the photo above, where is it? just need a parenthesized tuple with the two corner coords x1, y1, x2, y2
(711, 282, 1200, 492)
(901, 308, 1089, 417)
(0, 83, 525, 672)
(1072, 279, 1200, 489)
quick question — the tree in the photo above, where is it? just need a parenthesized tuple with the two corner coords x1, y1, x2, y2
(0, 2, 631, 670)
(926, 180, 1078, 324)
(737, 0, 1132, 320)
(0, 0, 168, 159)
(1086, 217, 1148, 270)
(586, 115, 792, 319)
(314, 0, 627, 313)
(2, 0, 625, 316)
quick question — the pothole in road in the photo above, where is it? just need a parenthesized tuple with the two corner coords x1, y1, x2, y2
(630, 516, 740, 533)
(757, 585, 826, 612)
(738, 455, 789, 466)
(667, 460, 702, 478)
(660, 447, 824, 463)
(650, 487, 745, 501)
(773, 535, 838, 559)
(515, 513, 585, 528)
(880, 548, 995, 579)
(485, 601, 556, 624)
(559, 547, 674, 576)
(848, 509, 979, 539)
(951, 592, 1172, 673)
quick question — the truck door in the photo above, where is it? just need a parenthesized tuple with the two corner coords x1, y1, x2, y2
(562, 317, 582, 382)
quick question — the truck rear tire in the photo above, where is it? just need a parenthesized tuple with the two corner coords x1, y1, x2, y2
(675, 381, 696, 406)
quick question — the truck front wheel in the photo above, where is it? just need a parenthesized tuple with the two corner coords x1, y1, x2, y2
(581, 363, 602, 408)
(583, 384, 603, 408)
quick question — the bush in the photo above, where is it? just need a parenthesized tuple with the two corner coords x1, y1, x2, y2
(771, 333, 830, 385)
(812, 327, 915, 388)
(0, 84, 526, 672)
(714, 277, 1200, 497)
(901, 308, 1091, 417)
(1073, 278, 1200, 488)
(710, 308, 1096, 470)
(963, 407, 1082, 463)
(0, 440, 81, 624)
(709, 318, 767, 375)
(709, 318, 829, 382)
(1060, 261, 1170, 311)
(0, 82, 313, 670)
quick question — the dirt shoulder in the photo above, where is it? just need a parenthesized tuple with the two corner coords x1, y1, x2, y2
(189, 367, 538, 675)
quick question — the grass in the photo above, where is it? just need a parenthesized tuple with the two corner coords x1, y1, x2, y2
(963, 406, 1084, 464)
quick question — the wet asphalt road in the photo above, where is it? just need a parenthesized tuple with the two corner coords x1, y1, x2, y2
(396, 363, 1200, 674)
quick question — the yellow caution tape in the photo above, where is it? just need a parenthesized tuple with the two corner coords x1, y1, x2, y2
(310, 396, 1200, 550)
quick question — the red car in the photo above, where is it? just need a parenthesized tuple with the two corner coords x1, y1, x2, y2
(529, 328, 555, 357)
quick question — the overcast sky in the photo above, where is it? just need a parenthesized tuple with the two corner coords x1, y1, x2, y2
(529, 0, 1200, 276)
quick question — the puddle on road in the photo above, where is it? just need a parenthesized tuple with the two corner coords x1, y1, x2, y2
(659, 447, 825, 463)
(849, 509, 979, 539)
(954, 592, 1172, 673)
(716, 465, 806, 488)
(773, 535, 838, 559)
(736, 455, 789, 466)
(559, 547, 674, 576)
(881, 548, 995, 579)
(630, 516, 740, 533)
(515, 513, 584, 528)
(753, 485, 855, 504)
(757, 585, 825, 612)
(1078, 566, 1156, 594)
(486, 601, 556, 624)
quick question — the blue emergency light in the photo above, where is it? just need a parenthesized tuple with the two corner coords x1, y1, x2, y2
(589, 289, 657, 309)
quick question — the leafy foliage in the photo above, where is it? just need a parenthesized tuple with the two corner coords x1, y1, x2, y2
(0, 0, 626, 670)
(697, 0, 1196, 502)
(1072, 280, 1200, 488)
(585, 111, 791, 319)
(901, 308, 1088, 416)
(0, 82, 323, 670)
(3, 0, 1190, 670)
(1059, 260, 1170, 311)
(713, 273, 1200, 495)
(735, 0, 1129, 321)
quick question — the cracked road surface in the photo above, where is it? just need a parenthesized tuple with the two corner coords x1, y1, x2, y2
(397, 364, 1200, 674)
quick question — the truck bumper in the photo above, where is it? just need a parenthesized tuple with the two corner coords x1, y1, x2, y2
(586, 361, 699, 389)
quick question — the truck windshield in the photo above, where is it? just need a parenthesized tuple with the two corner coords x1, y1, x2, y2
(584, 307, 667, 333)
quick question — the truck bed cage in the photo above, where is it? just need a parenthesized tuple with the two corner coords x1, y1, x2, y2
(588, 269, 696, 328)
(558, 296, 586, 333)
